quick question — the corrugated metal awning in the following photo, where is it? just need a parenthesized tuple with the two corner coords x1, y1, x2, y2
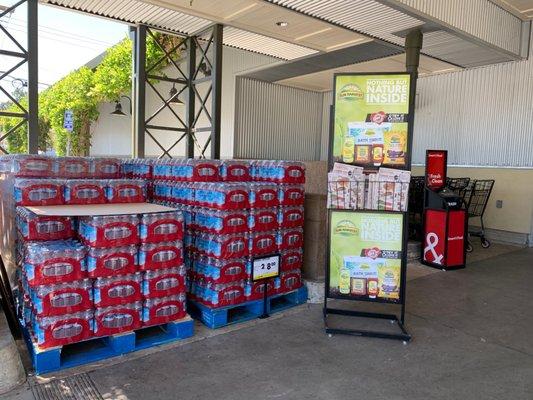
(41, 0, 318, 60)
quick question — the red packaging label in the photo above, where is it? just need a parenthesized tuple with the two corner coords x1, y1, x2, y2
(93, 306, 141, 337)
(36, 317, 92, 349)
(38, 288, 93, 317)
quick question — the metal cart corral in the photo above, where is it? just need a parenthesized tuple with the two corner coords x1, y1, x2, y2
(464, 180, 495, 252)
(446, 177, 471, 199)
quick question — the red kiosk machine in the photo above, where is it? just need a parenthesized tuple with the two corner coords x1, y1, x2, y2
(422, 150, 467, 270)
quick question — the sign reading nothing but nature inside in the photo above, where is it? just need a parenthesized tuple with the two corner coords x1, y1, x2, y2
(328, 211, 404, 302)
(333, 74, 411, 168)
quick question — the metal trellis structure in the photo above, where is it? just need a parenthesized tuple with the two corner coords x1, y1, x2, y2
(132, 23, 223, 159)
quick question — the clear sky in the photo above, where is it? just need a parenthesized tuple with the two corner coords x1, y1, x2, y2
(0, 1, 129, 101)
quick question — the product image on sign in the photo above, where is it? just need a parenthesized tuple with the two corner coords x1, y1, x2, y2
(252, 255, 280, 281)
(333, 74, 411, 168)
(328, 211, 404, 302)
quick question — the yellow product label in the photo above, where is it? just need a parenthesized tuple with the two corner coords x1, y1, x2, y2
(356, 145, 370, 162)
(339, 268, 350, 294)
(350, 278, 366, 295)
(378, 263, 400, 299)
(384, 127, 407, 165)
(342, 136, 355, 163)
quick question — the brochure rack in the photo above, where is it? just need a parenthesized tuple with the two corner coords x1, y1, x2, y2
(323, 72, 415, 342)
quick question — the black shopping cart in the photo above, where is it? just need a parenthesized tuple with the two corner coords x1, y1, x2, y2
(464, 179, 495, 252)
(408, 176, 425, 240)
(446, 177, 471, 200)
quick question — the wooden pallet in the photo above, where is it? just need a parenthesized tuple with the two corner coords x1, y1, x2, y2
(188, 286, 308, 329)
(24, 316, 194, 375)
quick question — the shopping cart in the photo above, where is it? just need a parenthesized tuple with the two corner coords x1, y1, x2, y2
(446, 177, 471, 200)
(408, 176, 425, 240)
(464, 180, 495, 252)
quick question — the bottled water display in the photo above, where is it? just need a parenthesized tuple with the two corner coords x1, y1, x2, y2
(93, 273, 143, 307)
(64, 179, 106, 205)
(14, 179, 64, 206)
(16, 207, 74, 241)
(23, 240, 87, 285)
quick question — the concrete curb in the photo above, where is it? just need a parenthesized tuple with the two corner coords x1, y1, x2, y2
(0, 311, 26, 395)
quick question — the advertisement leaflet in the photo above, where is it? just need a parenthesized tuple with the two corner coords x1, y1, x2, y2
(332, 74, 411, 168)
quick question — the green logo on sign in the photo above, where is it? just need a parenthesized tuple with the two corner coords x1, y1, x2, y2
(338, 84, 364, 101)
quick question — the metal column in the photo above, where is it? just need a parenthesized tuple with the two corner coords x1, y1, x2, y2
(27, 0, 38, 154)
(0, 0, 38, 154)
(186, 36, 196, 158)
(210, 24, 223, 159)
(133, 25, 147, 158)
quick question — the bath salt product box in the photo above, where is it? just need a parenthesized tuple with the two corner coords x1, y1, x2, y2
(327, 172, 365, 210)
(378, 167, 411, 211)
(332, 162, 364, 177)
(365, 173, 380, 210)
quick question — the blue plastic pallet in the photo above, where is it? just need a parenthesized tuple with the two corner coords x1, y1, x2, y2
(188, 286, 308, 329)
(23, 317, 194, 375)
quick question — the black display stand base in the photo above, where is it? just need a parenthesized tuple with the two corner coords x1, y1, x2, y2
(324, 307, 411, 343)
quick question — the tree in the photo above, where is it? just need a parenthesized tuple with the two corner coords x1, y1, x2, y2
(0, 32, 183, 155)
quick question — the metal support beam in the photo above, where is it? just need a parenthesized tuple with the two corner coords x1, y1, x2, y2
(133, 25, 147, 158)
(27, 0, 38, 154)
(210, 24, 223, 159)
(405, 29, 423, 77)
(186, 36, 196, 158)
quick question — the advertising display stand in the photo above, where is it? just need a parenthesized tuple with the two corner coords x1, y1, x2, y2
(324, 73, 414, 342)
(422, 150, 467, 270)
